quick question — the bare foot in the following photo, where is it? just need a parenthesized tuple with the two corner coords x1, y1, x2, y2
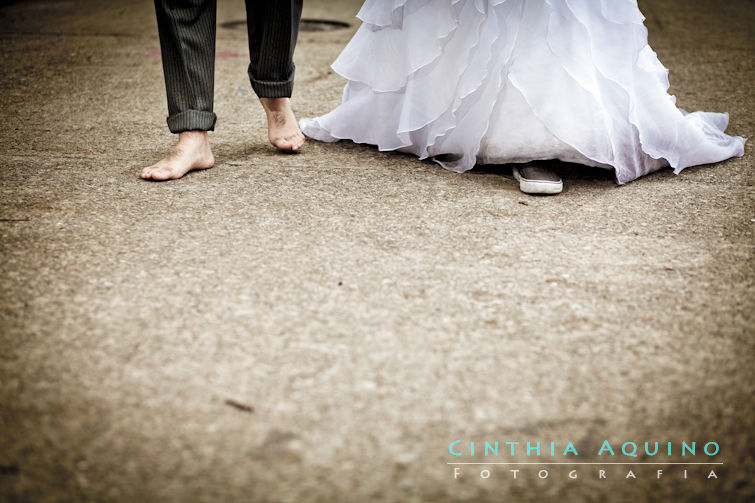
(259, 97, 305, 152)
(141, 130, 215, 181)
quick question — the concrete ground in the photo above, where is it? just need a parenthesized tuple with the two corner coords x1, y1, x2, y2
(0, 0, 753, 501)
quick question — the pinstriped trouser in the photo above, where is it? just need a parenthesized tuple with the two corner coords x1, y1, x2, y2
(154, 0, 303, 133)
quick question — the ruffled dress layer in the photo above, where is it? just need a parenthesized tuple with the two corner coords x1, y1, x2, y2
(300, 0, 745, 184)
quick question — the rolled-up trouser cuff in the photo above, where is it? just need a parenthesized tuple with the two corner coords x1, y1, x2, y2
(249, 70, 295, 98)
(166, 110, 217, 133)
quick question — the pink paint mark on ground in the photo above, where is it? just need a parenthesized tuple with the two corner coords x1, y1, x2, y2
(216, 51, 246, 59)
(145, 50, 246, 59)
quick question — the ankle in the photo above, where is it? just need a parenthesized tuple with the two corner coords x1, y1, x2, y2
(260, 97, 291, 112)
(177, 130, 210, 149)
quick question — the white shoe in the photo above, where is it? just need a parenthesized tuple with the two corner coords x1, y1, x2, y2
(512, 163, 563, 195)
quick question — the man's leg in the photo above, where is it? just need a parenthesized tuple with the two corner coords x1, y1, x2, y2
(142, 0, 217, 181)
(245, 0, 305, 152)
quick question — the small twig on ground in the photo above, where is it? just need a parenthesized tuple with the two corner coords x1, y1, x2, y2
(224, 399, 254, 413)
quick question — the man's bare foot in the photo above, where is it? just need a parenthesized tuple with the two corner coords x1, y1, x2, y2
(259, 97, 305, 152)
(141, 130, 215, 181)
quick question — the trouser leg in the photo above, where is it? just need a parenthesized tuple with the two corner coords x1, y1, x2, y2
(245, 0, 303, 98)
(154, 0, 217, 133)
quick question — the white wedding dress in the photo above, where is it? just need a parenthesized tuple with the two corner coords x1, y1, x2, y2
(300, 0, 745, 184)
